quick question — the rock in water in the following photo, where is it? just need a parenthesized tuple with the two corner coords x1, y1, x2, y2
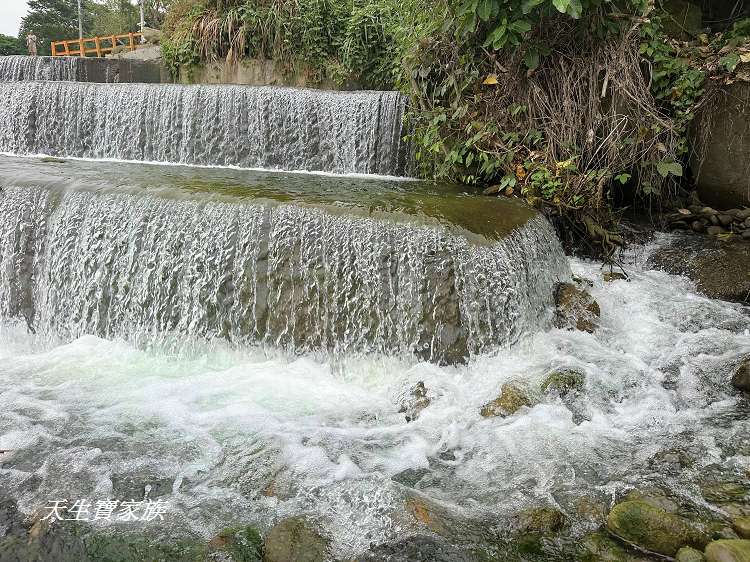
(207, 526, 263, 562)
(399, 382, 431, 422)
(554, 282, 601, 333)
(353, 536, 478, 562)
(705, 540, 750, 562)
(734, 518, 750, 539)
(606, 500, 709, 556)
(480, 383, 532, 417)
(732, 359, 750, 392)
(263, 517, 329, 562)
(541, 369, 585, 396)
(648, 233, 750, 304)
(677, 546, 707, 562)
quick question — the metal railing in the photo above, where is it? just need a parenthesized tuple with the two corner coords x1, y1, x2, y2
(51, 33, 144, 57)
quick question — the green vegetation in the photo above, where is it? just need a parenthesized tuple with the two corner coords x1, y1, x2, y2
(0, 34, 24, 56)
(159, 0, 750, 255)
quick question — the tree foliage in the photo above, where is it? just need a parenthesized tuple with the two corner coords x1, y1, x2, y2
(0, 34, 24, 56)
(19, 0, 96, 55)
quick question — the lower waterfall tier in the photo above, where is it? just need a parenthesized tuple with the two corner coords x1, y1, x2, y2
(0, 156, 569, 362)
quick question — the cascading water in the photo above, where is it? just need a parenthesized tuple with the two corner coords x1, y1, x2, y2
(0, 157, 568, 363)
(0, 81, 410, 175)
(0, 55, 81, 82)
(0, 58, 748, 562)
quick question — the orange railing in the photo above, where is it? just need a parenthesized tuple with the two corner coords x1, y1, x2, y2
(51, 33, 144, 58)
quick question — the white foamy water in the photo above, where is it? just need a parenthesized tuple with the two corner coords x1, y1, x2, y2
(1, 237, 748, 557)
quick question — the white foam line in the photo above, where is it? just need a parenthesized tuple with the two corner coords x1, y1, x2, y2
(0, 152, 420, 182)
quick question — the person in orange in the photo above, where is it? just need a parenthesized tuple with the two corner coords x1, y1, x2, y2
(26, 33, 38, 56)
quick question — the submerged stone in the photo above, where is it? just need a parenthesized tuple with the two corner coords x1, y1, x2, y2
(514, 506, 566, 535)
(606, 500, 709, 556)
(207, 526, 263, 562)
(480, 383, 532, 417)
(705, 539, 750, 562)
(353, 535, 478, 562)
(263, 517, 329, 562)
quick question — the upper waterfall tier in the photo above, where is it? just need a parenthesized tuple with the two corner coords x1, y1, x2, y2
(0, 55, 80, 81)
(0, 156, 569, 362)
(0, 55, 165, 83)
(0, 81, 410, 176)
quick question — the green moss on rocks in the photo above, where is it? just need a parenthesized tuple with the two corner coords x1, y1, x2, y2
(677, 546, 707, 562)
(480, 383, 532, 417)
(705, 539, 750, 562)
(540, 369, 585, 395)
(606, 500, 710, 556)
(554, 282, 601, 333)
(733, 518, 750, 540)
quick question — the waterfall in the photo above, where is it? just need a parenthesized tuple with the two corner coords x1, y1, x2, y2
(0, 81, 410, 176)
(0, 167, 569, 362)
(0, 56, 81, 82)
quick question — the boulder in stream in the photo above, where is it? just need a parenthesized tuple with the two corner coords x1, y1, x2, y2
(648, 233, 750, 304)
(677, 546, 707, 562)
(554, 282, 601, 333)
(732, 359, 750, 392)
(704, 539, 750, 562)
(606, 500, 710, 556)
(480, 382, 532, 417)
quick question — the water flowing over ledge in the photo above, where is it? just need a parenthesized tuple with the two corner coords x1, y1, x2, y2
(0, 156, 569, 362)
(0, 55, 165, 83)
(0, 81, 411, 176)
(0, 56, 81, 82)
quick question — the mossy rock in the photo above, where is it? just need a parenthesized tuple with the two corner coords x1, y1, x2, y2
(554, 282, 601, 333)
(541, 369, 585, 396)
(579, 531, 654, 562)
(705, 539, 750, 562)
(606, 500, 710, 556)
(263, 517, 329, 562)
(733, 518, 750, 540)
(677, 546, 707, 562)
(701, 482, 749, 505)
(603, 272, 628, 282)
(207, 526, 263, 562)
(516, 506, 566, 535)
(480, 383, 531, 417)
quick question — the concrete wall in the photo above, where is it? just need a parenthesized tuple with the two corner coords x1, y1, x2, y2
(178, 59, 348, 90)
(78, 57, 169, 83)
(692, 82, 750, 210)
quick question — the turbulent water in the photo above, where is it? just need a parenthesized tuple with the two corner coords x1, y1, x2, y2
(0, 156, 566, 363)
(0, 81, 410, 175)
(0, 56, 81, 82)
(1, 235, 748, 557)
